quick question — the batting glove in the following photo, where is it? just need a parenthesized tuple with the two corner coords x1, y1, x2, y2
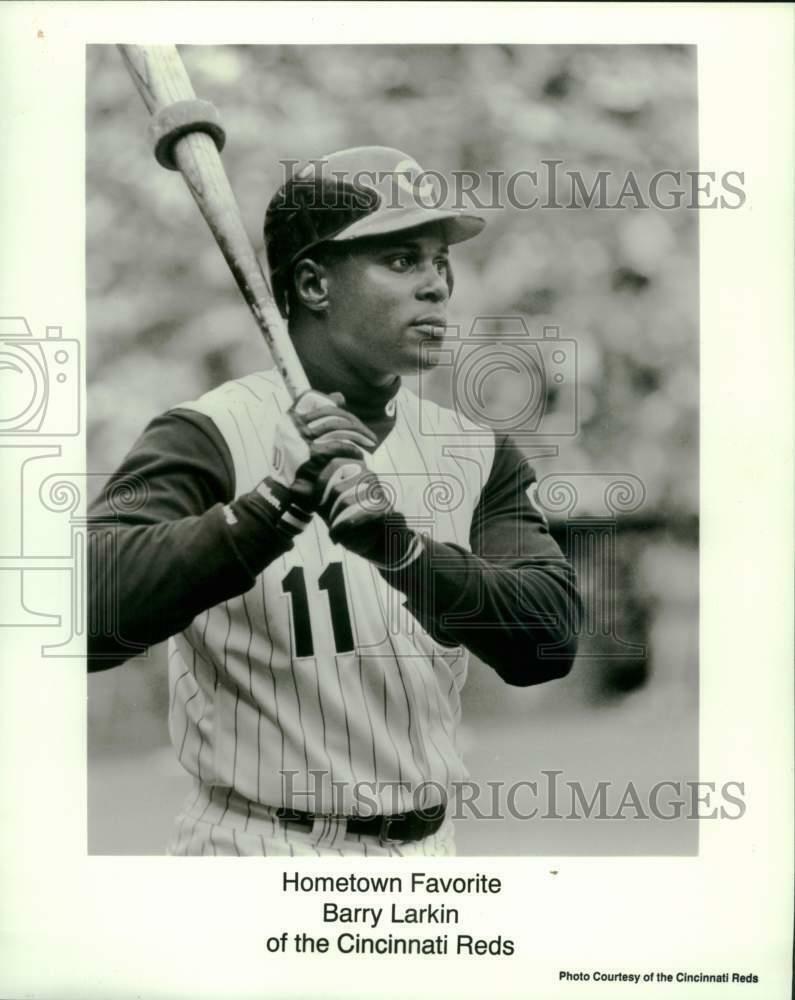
(259, 390, 378, 539)
(316, 459, 425, 571)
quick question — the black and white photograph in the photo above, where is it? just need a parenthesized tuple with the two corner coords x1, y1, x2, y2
(86, 42, 700, 859)
(0, 4, 792, 998)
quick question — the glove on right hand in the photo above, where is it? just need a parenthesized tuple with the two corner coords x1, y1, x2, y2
(261, 390, 377, 535)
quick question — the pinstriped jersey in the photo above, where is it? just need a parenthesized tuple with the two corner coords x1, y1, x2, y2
(167, 371, 497, 815)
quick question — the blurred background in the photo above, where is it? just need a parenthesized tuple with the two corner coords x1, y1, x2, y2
(87, 44, 699, 855)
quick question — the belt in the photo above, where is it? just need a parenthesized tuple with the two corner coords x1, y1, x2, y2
(275, 803, 446, 845)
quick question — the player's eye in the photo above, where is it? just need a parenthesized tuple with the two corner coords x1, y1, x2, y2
(434, 256, 450, 276)
(387, 253, 416, 272)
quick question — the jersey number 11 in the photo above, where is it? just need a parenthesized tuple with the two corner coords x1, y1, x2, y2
(281, 562, 355, 657)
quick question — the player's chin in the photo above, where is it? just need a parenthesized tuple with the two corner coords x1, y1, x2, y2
(402, 329, 446, 370)
(396, 345, 442, 375)
(416, 349, 443, 371)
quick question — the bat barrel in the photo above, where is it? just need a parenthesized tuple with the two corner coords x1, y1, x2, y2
(118, 44, 198, 113)
(117, 44, 311, 400)
(148, 98, 227, 170)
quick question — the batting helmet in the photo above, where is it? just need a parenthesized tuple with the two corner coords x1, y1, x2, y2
(264, 146, 485, 315)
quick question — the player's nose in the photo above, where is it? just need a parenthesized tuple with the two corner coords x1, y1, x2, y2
(415, 263, 449, 304)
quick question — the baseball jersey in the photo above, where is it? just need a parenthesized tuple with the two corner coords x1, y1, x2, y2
(88, 370, 580, 840)
(171, 369, 505, 816)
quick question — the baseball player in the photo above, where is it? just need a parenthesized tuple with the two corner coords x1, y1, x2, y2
(88, 146, 581, 857)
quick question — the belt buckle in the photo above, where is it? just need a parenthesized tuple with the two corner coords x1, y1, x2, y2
(378, 814, 404, 846)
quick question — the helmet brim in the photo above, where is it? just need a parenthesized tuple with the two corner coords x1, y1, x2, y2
(330, 206, 485, 246)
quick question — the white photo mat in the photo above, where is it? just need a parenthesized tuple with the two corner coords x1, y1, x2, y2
(0, 3, 792, 997)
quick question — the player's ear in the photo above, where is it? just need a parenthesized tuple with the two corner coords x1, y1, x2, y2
(292, 258, 329, 314)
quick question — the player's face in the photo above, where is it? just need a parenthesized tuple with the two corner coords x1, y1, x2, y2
(323, 224, 452, 383)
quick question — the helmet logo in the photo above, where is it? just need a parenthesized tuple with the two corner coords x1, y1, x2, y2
(394, 157, 438, 208)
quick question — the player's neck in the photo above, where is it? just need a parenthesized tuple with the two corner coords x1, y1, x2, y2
(294, 340, 400, 410)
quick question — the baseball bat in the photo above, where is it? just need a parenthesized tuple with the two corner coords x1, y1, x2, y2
(117, 44, 311, 400)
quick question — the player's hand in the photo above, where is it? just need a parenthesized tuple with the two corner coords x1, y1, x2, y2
(267, 390, 378, 513)
(316, 460, 424, 571)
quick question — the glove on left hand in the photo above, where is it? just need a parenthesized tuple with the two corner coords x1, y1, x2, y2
(316, 459, 425, 571)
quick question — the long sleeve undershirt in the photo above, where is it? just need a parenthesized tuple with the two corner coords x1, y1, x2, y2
(88, 406, 580, 684)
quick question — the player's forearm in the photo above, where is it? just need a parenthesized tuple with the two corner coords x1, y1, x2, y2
(86, 407, 311, 670)
(381, 538, 581, 685)
(87, 494, 296, 671)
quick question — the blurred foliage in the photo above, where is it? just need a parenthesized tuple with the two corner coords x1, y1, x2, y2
(87, 43, 698, 517)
